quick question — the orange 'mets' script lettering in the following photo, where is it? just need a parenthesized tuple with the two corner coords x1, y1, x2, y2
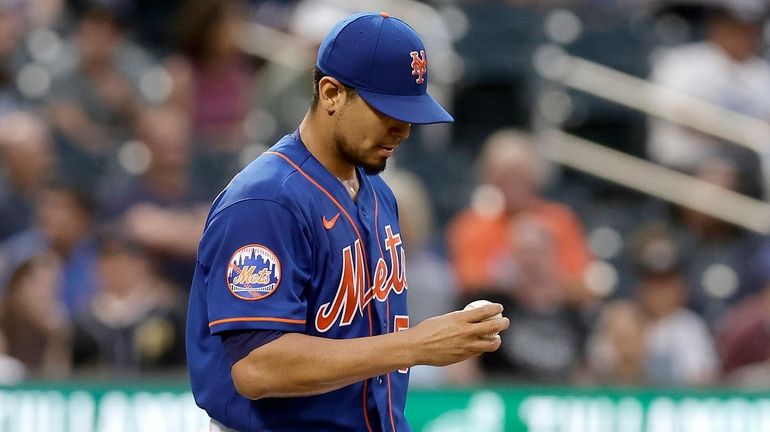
(315, 225, 406, 332)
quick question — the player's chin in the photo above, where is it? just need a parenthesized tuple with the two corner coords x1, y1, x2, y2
(361, 157, 388, 175)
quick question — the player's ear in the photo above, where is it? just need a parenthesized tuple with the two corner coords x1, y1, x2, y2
(318, 77, 348, 115)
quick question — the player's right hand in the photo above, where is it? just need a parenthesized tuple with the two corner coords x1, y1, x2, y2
(406, 303, 510, 367)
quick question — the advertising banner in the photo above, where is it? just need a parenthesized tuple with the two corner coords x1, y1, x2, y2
(1, 382, 769, 431)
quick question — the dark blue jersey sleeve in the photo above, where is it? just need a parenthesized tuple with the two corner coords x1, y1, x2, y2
(199, 198, 312, 334)
(220, 330, 285, 365)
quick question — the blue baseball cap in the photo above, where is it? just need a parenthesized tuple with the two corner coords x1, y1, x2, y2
(316, 12, 454, 125)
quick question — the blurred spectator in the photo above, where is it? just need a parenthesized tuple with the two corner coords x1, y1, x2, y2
(717, 282, 770, 386)
(99, 104, 210, 288)
(25, 0, 63, 29)
(716, 240, 770, 386)
(0, 0, 66, 109)
(0, 182, 98, 315)
(167, 0, 261, 152)
(0, 3, 25, 112)
(452, 215, 588, 385)
(0, 184, 95, 315)
(677, 156, 760, 325)
(66, 0, 186, 55)
(0, 253, 72, 379)
(72, 233, 186, 376)
(446, 129, 594, 306)
(0, 330, 26, 384)
(0, 111, 56, 242)
(587, 300, 647, 385)
(647, 1, 769, 197)
(630, 224, 718, 386)
(383, 168, 457, 387)
(679, 156, 742, 238)
(722, 359, 770, 389)
(47, 6, 153, 189)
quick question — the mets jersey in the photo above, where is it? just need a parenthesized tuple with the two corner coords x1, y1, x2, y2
(186, 131, 411, 431)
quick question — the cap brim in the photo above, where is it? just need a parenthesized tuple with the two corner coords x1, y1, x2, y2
(356, 89, 454, 125)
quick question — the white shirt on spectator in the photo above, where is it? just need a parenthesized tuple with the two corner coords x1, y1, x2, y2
(645, 308, 718, 386)
(647, 42, 770, 169)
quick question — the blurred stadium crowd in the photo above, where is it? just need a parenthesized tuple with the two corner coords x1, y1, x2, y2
(1, 0, 770, 392)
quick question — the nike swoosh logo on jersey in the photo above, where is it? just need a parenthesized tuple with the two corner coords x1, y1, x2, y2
(323, 213, 341, 230)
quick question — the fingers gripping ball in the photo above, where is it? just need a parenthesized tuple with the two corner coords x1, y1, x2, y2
(464, 299, 503, 338)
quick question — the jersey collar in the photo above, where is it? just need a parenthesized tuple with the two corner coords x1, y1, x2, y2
(279, 130, 374, 209)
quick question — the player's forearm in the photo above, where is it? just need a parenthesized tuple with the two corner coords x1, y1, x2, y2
(231, 305, 509, 400)
(231, 331, 417, 400)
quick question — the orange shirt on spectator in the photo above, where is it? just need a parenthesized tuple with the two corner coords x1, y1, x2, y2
(447, 199, 591, 294)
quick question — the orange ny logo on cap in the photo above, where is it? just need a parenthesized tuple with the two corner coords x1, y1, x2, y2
(410, 50, 426, 84)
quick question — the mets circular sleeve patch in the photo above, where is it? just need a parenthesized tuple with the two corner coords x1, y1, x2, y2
(226, 244, 282, 300)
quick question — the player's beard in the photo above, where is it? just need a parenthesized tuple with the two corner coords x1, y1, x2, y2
(334, 136, 388, 175)
(333, 98, 390, 174)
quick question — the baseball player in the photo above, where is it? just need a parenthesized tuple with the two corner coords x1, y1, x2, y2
(186, 12, 510, 431)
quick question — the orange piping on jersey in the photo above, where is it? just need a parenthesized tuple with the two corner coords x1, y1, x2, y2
(367, 304, 374, 336)
(208, 317, 306, 327)
(264, 152, 372, 286)
(386, 373, 396, 432)
(363, 297, 374, 431)
(366, 199, 375, 431)
(362, 378, 374, 432)
(266, 151, 375, 431)
(371, 186, 385, 268)
(265, 152, 363, 237)
(370, 187, 398, 432)
(386, 300, 397, 432)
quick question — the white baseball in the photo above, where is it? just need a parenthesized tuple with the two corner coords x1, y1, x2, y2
(464, 299, 503, 338)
